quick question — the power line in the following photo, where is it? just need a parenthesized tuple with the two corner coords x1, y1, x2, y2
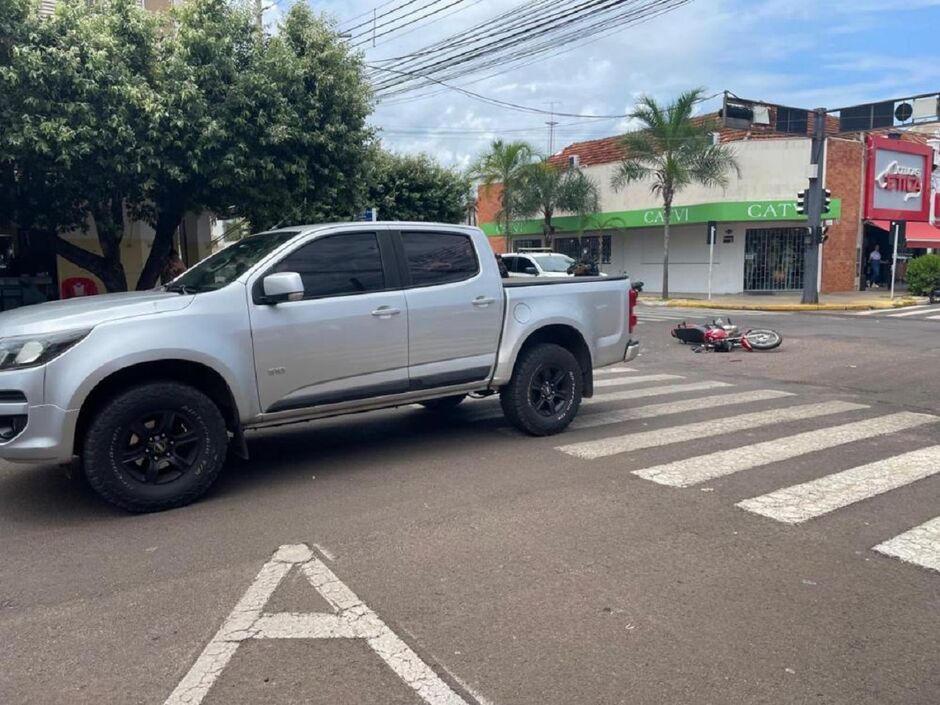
(341, 0, 426, 34)
(374, 0, 692, 97)
(363, 0, 486, 50)
(371, 0, 628, 92)
(349, 0, 472, 47)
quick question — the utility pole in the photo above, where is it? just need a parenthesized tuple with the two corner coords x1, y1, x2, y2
(546, 102, 558, 155)
(801, 107, 827, 305)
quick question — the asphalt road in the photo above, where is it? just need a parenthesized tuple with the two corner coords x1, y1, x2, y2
(2, 305, 940, 705)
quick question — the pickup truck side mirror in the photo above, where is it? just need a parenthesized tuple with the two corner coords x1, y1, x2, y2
(262, 271, 304, 304)
(524, 266, 538, 275)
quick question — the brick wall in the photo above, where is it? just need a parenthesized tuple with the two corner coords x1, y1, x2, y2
(475, 183, 507, 253)
(822, 137, 864, 292)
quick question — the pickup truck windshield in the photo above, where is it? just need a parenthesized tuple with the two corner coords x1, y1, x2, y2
(169, 231, 298, 292)
(536, 254, 575, 273)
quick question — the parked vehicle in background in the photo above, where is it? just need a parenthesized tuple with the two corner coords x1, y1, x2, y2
(502, 249, 577, 278)
(0, 223, 639, 512)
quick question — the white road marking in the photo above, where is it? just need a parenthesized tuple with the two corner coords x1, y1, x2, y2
(593, 366, 637, 376)
(313, 542, 337, 561)
(165, 544, 472, 705)
(873, 517, 940, 573)
(926, 315, 940, 321)
(587, 381, 732, 404)
(570, 390, 795, 430)
(886, 305, 939, 317)
(464, 381, 734, 423)
(556, 401, 866, 460)
(594, 373, 683, 388)
(736, 446, 940, 524)
(634, 412, 938, 487)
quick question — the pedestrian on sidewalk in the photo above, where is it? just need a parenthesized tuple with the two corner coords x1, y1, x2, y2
(868, 245, 882, 288)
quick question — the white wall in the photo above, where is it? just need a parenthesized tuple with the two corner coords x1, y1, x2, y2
(600, 221, 800, 295)
(578, 138, 812, 213)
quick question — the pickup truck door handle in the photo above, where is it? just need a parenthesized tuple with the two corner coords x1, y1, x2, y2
(371, 306, 401, 318)
(472, 296, 496, 307)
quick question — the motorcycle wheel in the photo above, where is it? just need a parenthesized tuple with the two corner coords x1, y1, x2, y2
(744, 329, 782, 350)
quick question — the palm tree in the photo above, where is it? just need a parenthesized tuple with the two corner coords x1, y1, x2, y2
(517, 159, 600, 251)
(611, 88, 739, 299)
(469, 140, 536, 250)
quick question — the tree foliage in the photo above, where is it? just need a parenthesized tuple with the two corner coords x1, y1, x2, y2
(905, 254, 940, 295)
(516, 159, 599, 249)
(611, 88, 739, 299)
(366, 150, 471, 223)
(468, 139, 537, 248)
(0, 0, 373, 292)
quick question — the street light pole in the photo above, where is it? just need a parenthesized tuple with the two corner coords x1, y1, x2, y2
(801, 107, 827, 305)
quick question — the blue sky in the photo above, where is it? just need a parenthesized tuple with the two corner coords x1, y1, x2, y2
(266, 0, 940, 165)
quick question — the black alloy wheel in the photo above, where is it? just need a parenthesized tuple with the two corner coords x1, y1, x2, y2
(529, 365, 573, 417)
(120, 410, 202, 485)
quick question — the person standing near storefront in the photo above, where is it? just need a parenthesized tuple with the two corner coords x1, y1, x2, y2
(868, 245, 882, 288)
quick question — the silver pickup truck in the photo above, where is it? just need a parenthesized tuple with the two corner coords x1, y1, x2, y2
(0, 223, 638, 511)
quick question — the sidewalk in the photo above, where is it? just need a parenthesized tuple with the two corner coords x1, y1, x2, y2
(639, 289, 927, 312)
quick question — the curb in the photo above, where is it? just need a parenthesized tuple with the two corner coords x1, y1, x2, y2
(657, 297, 925, 312)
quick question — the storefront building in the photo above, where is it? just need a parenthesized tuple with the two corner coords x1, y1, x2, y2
(477, 107, 939, 295)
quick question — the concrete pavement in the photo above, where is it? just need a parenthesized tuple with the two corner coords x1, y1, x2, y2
(2, 310, 939, 705)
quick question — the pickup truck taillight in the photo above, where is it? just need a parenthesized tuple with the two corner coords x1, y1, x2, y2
(628, 286, 638, 333)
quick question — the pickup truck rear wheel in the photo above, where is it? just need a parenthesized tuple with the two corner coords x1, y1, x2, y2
(501, 343, 583, 436)
(82, 382, 228, 512)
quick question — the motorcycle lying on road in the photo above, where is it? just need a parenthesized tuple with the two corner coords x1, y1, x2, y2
(671, 318, 783, 353)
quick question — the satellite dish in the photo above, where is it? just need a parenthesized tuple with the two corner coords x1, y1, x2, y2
(895, 102, 914, 122)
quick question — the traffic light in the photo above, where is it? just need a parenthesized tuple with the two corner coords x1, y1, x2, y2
(822, 189, 832, 214)
(796, 189, 807, 215)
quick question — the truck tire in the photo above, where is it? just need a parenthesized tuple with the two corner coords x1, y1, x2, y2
(500, 343, 583, 436)
(419, 395, 466, 411)
(82, 382, 229, 512)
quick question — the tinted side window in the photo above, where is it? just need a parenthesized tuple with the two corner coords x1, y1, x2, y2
(275, 232, 385, 298)
(502, 256, 518, 273)
(401, 231, 478, 287)
(519, 257, 536, 273)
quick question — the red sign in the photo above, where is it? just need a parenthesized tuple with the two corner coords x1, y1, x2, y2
(865, 136, 933, 222)
(61, 277, 99, 299)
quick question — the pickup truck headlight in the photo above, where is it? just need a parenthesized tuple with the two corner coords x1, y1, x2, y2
(0, 329, 91, 370)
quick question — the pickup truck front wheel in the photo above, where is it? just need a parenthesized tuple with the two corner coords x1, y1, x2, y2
(501, 343, 583, 436)
(82, 382, 229, 512)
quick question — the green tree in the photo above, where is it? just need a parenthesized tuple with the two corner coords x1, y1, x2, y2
(905, 254, 940, 295)
(0, 0, 159, 291)
(469, 139, 536, 250)
(611, 88, 739, 299)
(366, 150, 471, 223)
(1, 0, 373, 292)
(517, 159, 599, 250)
(137, 0, 373, 289)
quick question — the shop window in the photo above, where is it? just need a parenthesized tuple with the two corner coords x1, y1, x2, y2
(744, 228, 805, 291)
(513, 238, 543, 252)
(554, 235, 612, 264)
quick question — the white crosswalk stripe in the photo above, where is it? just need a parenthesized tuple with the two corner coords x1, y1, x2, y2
(633, 412, 938, 487)
(736, 446, 940, 524)
(594, 373, 683, 388)
(556, 401, 867, 460)
(593, 366, 637, 376)
(873, 517, 940, 573)
(886, 306, 940, 317)
(588, 381, 731, 404)
(570, 390, 794, 430)
(850, 305, 940, 319)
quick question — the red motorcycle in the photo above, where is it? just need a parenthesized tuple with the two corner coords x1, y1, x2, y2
(671, 318, 783, 353)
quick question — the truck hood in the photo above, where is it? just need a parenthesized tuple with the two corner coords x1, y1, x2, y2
(0, 291, 194, 338)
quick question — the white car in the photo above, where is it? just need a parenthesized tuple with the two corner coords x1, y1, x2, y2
(502, 251, 578, 278)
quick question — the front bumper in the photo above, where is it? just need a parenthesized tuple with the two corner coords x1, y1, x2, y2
(624, 339, 640, 362)
(0, 366, 77, 464)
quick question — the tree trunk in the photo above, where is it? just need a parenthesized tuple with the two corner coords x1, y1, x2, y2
(51, 234, 127, 293)
(661, 199, 671, 300)
(136, 206, 183, 290)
